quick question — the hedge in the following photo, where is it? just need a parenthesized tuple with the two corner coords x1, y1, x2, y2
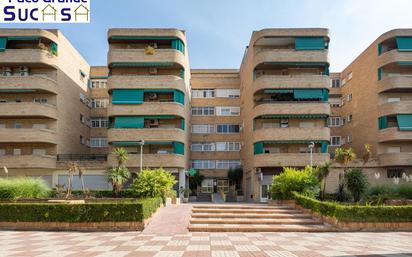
(0, 197, 162, 223)
(293, 192, 412, 223)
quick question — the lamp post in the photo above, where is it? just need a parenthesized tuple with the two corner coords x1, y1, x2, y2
(137, 139, 144, 172)
(308, 142, 315, 168)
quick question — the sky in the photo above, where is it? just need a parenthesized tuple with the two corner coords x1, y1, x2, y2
(2, 0, 412, 72)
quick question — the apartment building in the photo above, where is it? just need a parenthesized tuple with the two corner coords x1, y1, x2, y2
(190, 69, 241, 196)
(333, 29, 412, 179)
(0, 29, 91, 187)
(239, 29, 331, 202)
(105, 29, 191, 192)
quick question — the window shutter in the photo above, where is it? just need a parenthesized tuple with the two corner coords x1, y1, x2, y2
(397, 114, 412, 131)
(112, 89, 143, 104)
(0, 38, 7, 52)
(253, 142, 264, 155)
(295, 37, 325, 50)
(173, 142, 185, 155)
(114, 117, 144, 128)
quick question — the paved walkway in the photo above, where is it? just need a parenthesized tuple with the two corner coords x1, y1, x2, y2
(0, 230, 411, 256)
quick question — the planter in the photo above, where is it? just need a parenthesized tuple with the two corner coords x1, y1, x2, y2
(172, 198, 180, 205)
(165, 197, 172, 206)
(182, 197, 189, 203)
(189, 196, 197, 202)
(236, 195, 244, 202)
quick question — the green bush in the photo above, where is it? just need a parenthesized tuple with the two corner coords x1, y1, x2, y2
(0, 177, 51, 200)
(293, 192, 412, 222)
(0, 197, 162, 222)
(367, 184, 412, 200)
(345, 168, 368, 202)
(398, 184, 412, 199)
(130, 168, 177, 199)
(271, 166, 319, 200)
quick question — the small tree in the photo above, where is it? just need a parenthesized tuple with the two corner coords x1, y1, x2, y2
(228, 167, 243, 193)
(334, 147, 356, 201)
(66, 162, 78, 198)
(189, 172, 204, 195)
(106, 148, 131, 197)
(130, 168, 177, 199)
(362, 144, 372, 166)
(345, 168, 368, 202)
(315, 161, 331, 200)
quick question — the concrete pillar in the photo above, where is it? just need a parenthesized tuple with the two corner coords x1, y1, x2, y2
(178, 169, 186, 198)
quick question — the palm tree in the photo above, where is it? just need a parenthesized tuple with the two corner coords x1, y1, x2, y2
(315, 161, 331, 200)
(113, 147, 128, 167)
(334, 147, 356, 201)
(106, 148, 131, 197)
(362, 144, 372, 166)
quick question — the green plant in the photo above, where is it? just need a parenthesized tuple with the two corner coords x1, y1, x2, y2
(180, 188, 191, 198)
(0, 197, 162, 223)
(113, 147, 128, 166)
(0, 177, 50, 200)
(271, 166, 319, 200)
(293, 192, 412, 222)
(314, 161, 331, 200)
(228, 167, 243, 191)
(398, 184, 412, 199)
(130, 168, 177, 199)
(188, 172, 204, 195)
(362, 144, 372, 166)
(334, 147, 356, 201)
(345, 168, 368, 202)
(106, 167, 131, 197)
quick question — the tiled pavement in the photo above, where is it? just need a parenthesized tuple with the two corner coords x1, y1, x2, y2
(0, 230, 411, 257)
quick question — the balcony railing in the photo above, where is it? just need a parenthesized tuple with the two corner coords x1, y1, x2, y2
(57, 154, 108, 161)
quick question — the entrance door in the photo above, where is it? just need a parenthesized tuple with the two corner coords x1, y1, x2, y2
(217, 179, 229, 193)
(260, 184, 270, 202)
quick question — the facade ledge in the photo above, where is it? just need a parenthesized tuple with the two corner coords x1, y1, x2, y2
(253, 127, 330, 142)
(378, 152, 412, 167)
(0, 75, 57, 94)
(0, 155, 56, 169)
(253, 153, 329, 168)
(108, 153, 185, 169)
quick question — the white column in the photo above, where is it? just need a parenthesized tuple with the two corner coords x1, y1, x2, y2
(178, 169, 186, 198)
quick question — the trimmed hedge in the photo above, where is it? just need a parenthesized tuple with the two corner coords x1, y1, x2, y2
(0, 197, 162, 223)
(293, 192, 412, 223)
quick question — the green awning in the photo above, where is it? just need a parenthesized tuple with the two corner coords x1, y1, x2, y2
(171, 39, 185, 54)
(396, 37, 412, 51)
(259, 114, 328, 119)
(378, 116, 388, 130)
(398, 61, 412, 66)
(397, 114, 412, 131)
(0, 89, 36, 92)
(187, 168, 197, 176)
(254, 142, 264, 155)
(264, 89, 293, 93)
(0, 38, 7, 52)
(112, 89, 143, 104)
(181, 118, 185, 130)
(295, 37, 326, 50)
(378, 68, 382, 80)
(143, 115, 176, 119)
(112, 141, 140, 146)
(293, 89, 323, 99)
(173, 90, 185, 105)
(114, 117, 144, 129)
(50, 42, 58, 56)
(8, 36, 40, 41)
(111, 62, 174, 67)
(173, 141, 185, 155)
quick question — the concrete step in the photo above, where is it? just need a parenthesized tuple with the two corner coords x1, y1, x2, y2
(192, 204, 293, 210)
(188, 223, 337, 232)
(190, 218, 322, 225)
(192, 208, 301, 214)
(191, 213, 312, 219)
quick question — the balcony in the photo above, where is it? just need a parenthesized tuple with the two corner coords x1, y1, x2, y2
(378, 127, 412, 142)
(379, 152, 412, 167)
(253, 75, 329, 94)
(108, 128, 186, 143)
(253, 153, 329, 168)
(108, 49, 186, 68)
(378, 101, 412, 117)
(253, 127, 330, 142)
(0, 49, 57, 67)
(0, 102, 57, 119)
(378, 76, 412, 93)
(0, 129, 57, 144)
(0, 75, 57, 94)
(253, 102, 330, 118)
(108, 75, 185, 92)
(108, 28, 186, 43)
(108, 153, 185, 168)
(378, 49, 412, 67)
(108, 102, 186, 117)
(0, 155, 56, 169)
(253, 49, 328, 68)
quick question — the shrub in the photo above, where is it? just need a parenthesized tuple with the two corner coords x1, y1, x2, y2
(398, 184, 412, 199)
(367, 184, 397, 197)
(106, 167, 131, 197)
(130, 168, 177, 199)
(271, 166, 319, 200)
(0, 197, 162, 222)
(293, 192, 412, 222)
(345, 168, 368, 202)
(0, 177, 51, 200)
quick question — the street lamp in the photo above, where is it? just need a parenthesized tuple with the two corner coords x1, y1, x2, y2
(308, 142, 315, 168)
(136, 139, 144, 172)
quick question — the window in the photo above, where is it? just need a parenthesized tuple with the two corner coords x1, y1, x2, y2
(331, 78, 341, 88)
(387, 168, 403, 178)
(347, 135, 352, 143)
(192, 89, 215, 98)
(90, 80, 107, 89)
(0, 149, 5, 156)
(34, 98, 48, 104)
(80, 114, 86, 124)
(347, 114, 353, 123)
(32, 149, 46, 156)
(329, 98, 342, 108)
(91, 118, 109, 128)
(328, 117, 342, 127)
(388, 98, 400, 103)
(79, 70, 87, 82)
(264, 147, 280, 154)
(90, 138, 108, 148)
(216, 160, 241, 169)
(216, 124, 240, 134)
(201, 179, 214, 193)
(216, 106, 240, 116)
(387, 147, 401, 153)
(280, 119, 289, 128)
(330, 136, 341, 146)
(347, 93, 353, 102)
(13, 149, 21, 156)
(192, 160, 215, 169)
(216, 89, 240, 98)
(216, 142, 241, 151)
(80, 135, 85, 145)
(191, 142, 215, 152)
(191, 124, 215, 134)
(347, 72, 353, 81)
(91, 99, 108, 108)
(14, 123, 22, 129)
(191, 107, 215, 116)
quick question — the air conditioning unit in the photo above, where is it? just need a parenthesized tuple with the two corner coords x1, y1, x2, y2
(149, 119, 159, 126)
(2, 67, 12, 76)
(19, 66, 29, 76)
(149, 68, 158, 75)
(149, 93, 158, 100)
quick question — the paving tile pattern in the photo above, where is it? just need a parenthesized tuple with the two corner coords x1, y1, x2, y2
(0, 231, 411, 256)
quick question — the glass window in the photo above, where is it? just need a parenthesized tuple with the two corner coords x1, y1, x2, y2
(387, 168, 403, 178)
(191, 107, 215, 116)
(192, 160, 215, 169)
(216, 160, 241, 169)
(331, 79, 341, 88)
(328, 117, 342, 127)
(216, 124, 240, 134)
(192, 89, 215, 98)
(216, 142, 241, 151)
(91, 118, 108, 128)
(201, 179, 214, 193)
(191, 124, 215, 134)
(90, 138, 108, 148)
(330, 136, 341, 146)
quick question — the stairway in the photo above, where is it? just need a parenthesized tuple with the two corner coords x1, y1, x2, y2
(188, 204, 336, 232)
